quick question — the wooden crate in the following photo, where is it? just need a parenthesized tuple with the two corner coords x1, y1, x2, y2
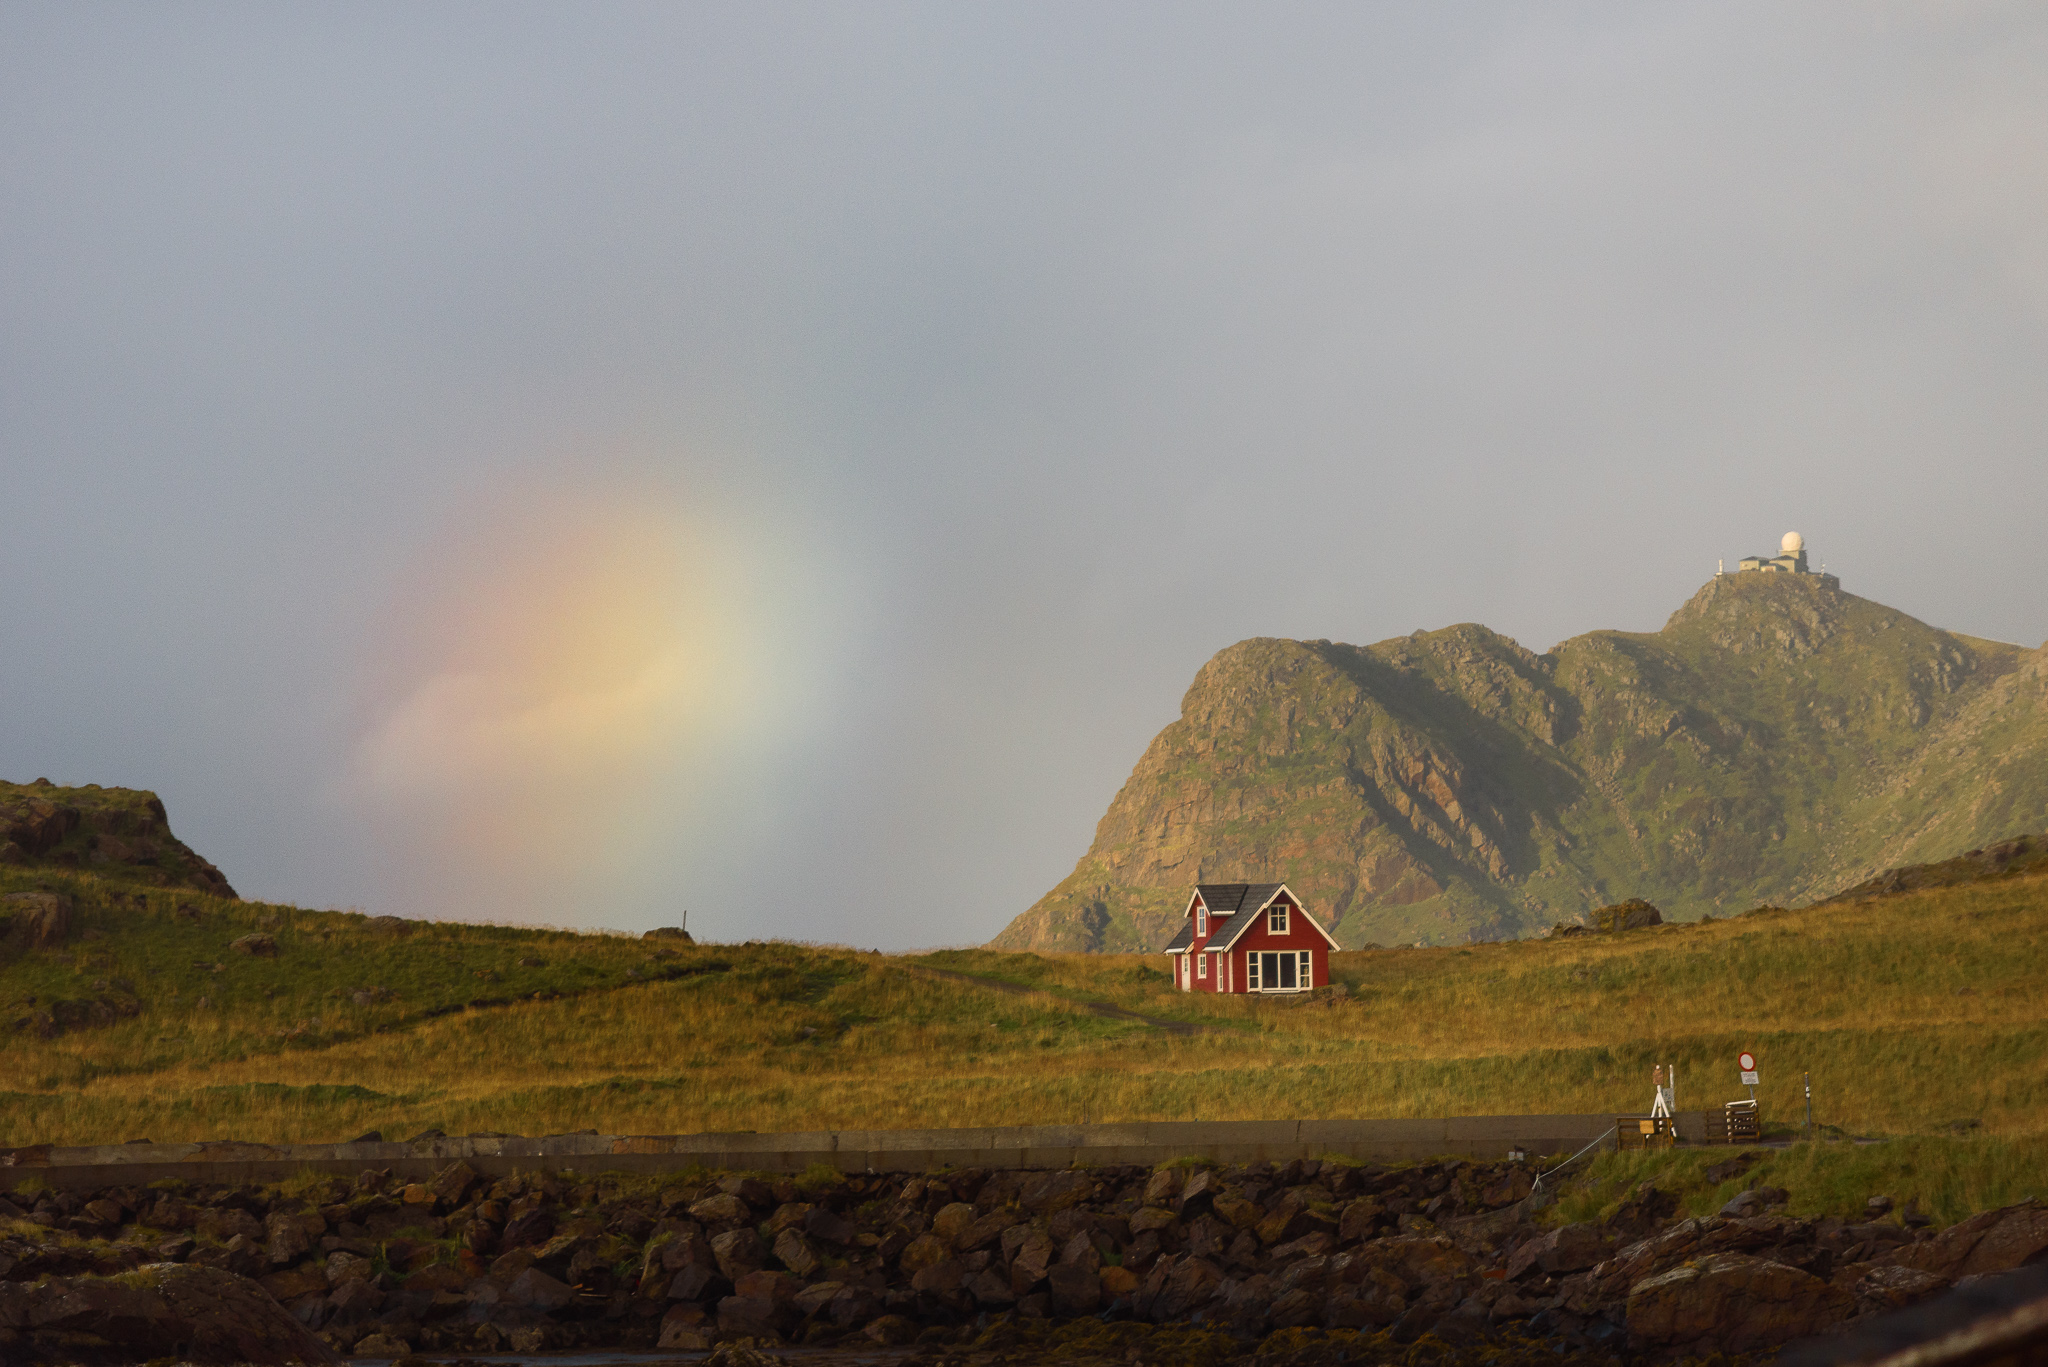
(1614, 1115, 1678, 1151)
(1703, 1101, 1761, 1145)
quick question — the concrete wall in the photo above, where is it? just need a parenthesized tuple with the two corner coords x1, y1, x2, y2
(0, 1113, 1704, 1192)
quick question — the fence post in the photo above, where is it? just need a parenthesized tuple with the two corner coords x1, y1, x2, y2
(1804, 1072, 1812, 1138)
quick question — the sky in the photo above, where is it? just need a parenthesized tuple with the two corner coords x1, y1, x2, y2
(4, 3, 2046, 949)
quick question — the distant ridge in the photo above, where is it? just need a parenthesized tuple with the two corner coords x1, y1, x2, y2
(994, 573, 2048, 951)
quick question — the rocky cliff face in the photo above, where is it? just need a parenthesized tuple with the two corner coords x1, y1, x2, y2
(0, 779, 235, 899)
(994, 575, 2048, 950)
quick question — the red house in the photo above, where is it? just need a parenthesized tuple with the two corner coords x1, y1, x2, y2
(1163, 883, 1339, 994)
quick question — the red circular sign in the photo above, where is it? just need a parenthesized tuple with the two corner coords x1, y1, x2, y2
(1738, 1051, 1757, 1071)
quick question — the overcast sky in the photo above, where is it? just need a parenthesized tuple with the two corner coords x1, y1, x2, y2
(4, 3, 2045, 948)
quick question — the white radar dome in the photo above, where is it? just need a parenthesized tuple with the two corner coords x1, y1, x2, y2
(1781, 531, 1804, 555)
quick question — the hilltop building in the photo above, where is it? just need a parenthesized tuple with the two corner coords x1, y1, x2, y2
(1731, 531, 1814, 575)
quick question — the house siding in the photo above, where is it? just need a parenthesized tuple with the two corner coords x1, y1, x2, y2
(1169, 886, 1331, 995)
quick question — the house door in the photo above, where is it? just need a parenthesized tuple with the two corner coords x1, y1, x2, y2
(1180, 957, 1191, 990)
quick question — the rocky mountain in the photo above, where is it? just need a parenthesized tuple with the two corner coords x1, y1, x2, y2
(0, 778, 235, 898)
(993, 573, 2048, 952)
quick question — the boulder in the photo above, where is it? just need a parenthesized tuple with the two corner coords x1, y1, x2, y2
(772, 1227, 821, 1278)
(803, 1204, 857, 1246)
(688, 1193, 751, 1226)
(2, 891, 70, 946)
(1877, 1200, 2048, 1279)
(1626, 1252, 1853, 1354)
(1590, 898, 1663, 932)
(968, 1267, 1017, 1307)
(1047, 1262, 1102, 1315)
(1505, 1222, 1611, 1279)
(264, 1209, 324, 1265)
(1720, 1185, 1790, 1218)
(1147, 1255, 1224, 1321)
(658, 1303, 712, 1350)
(353, 1331, 410, 1356)
(1851, 1264, 1950, 1314)
(710, 1227, 767, 1280)
(499, 1206, 555, 1248)
(898, 1232, 950, 1274)
(230, 932, 278, 957)
(504, 1267, 576, 1312)
(644, 926, 694, 942)
(0, 1263, 343, 1364)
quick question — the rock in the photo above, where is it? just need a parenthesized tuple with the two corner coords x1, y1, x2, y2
(1143, 1167, 1183, 1205)
(499, 1206, 554, 1248)
(1022, 1170, 1095, 1214)
(1506, 1222, 1612, 1279)
(952, 1207, 1013, 1252)
(1878, 1200, 2048, 1279)
(1048, 1262, 1102, 1315)
(1129, 1206, 1178, 1236)
(1721, 1185, 1791, 1218)
(504, 1267, 576, 1311)
(230, 932, 279, 956)
(910, 1257, 965, 1294)
(0, 1263, 343, 1364)
(657, 1302, 713, 1349)
(644, 926, 694, 942)
(968, 1267, 1016, 1307)
(2, 891, 71, 946)
(802, 1204, 857, 1246)
(1626, 1252, 1853, 1354)
(711, 1227, 767, 1280)
(1852, 1263, 1949, 1313)
(352, 1330, 410, 1356)
(931, 1201, 979, 1245)
(763, 1201, 812, 1236)
(1338, 1197, 1384, 1242)
(325, 1251, 375, 1286)
(689, 1192, 752, 1225)
(429, 1159, 479, 1207)
(1590, 899, 1662, 932)
(1099, 1264, 1141, 1300)
(772, 1227, 821, 1278)
(1148, 1255, 1224, 1321)
(864, 1313, 918, 1345)
(1212, 1195, 1262, 1230)
(899, 1232, 950, 1274)
(265, 1208, 325, 1264)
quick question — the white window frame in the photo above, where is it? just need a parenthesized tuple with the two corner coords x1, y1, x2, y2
(1299, 950, 1312, 990)
(1246, 952, 1260, 991)
(1196, 906, 1207, 936)
(1197, 953, 1208, 979)
(1269, 901, 1289, 934)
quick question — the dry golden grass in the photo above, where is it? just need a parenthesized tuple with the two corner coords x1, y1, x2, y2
(3, 871, 2043, 1147)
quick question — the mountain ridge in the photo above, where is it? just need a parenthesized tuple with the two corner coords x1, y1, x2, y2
(992, 573, 2048, 952)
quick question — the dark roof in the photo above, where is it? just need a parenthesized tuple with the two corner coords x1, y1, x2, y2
(1192, 883, 1286, 916)
(1162, 923, 1194, 953)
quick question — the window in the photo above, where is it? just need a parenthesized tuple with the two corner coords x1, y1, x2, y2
(1196, 906, 1207, 936)
(1269, 901, 1289, 934)
(1299, 950, 1312, 989)
(1197, 953, 1208, 979)
(1249, 951, 1306, 991)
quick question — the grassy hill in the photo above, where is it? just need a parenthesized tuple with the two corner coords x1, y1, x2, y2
(4, 842, 2045, 1150)
(995, 572, 2048, 951)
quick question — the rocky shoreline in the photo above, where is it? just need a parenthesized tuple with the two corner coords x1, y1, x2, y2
(3, 1154, 2045, 1365)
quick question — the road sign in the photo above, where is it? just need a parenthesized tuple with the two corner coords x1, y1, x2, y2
(1741, 1070, 1760, 1086)
(1738, 1051, 1756, 1071)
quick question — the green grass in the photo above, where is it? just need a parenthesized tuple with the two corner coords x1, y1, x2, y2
(2, 862, 2045, 1154)
(1549, 1135, 2048, 1228)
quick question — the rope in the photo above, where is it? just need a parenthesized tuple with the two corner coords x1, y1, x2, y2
(1532, 1125, 1613, 1191)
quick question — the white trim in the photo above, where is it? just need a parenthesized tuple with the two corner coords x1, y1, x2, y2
(1210, 884, 1343, 952)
